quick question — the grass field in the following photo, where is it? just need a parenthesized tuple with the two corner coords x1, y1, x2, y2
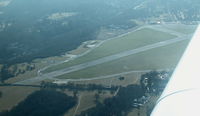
(44, 28, 176, 73)
(163, 24, 197, 34)
(57, 39, 190, 79)
(0, 86, 39, 111)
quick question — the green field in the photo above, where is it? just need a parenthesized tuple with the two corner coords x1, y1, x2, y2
(57, 39, 190, 79)
(44, 28, 176, 73)
(163, 24, 197, 34)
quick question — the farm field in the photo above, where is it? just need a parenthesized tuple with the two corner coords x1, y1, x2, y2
(0, 86, 39, 111)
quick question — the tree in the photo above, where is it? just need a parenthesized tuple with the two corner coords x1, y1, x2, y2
(0, 91, 2, 98)
(0, 64, 14, 83)
(94, 93, 100, 104)
(119, 76, 125, 81)
(73, 90, 78, 97)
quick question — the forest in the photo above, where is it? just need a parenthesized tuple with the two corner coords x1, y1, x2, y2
(0, 90, 77, 116)
(1, 0, 199, 66)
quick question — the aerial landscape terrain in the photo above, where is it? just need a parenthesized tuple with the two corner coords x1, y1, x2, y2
(0, 0, 199, 116)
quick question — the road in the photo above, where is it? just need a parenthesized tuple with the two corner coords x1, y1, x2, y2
(73, 95, 82, 116)
(38, 26, 143, 74)
(52, 70, 153, 84)
(38, 25, 183, 75)
(52, 68, 173, 84)
(15, 34, 191, 84)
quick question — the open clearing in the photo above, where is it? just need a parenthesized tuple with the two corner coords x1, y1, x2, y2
(57, 39, 189, 79)
(162, 24, 197, 34)
(0, 86, 39, 111)
(44, 28, 176, 73)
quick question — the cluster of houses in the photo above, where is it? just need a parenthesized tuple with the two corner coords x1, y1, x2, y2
(132, 96, 150, 108)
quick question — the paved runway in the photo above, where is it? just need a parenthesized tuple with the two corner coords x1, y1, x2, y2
(15, 34, 191, 84)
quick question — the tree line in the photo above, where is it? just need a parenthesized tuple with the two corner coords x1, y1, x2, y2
(0, 64, 35, 83)
(40, 81, 118, 92)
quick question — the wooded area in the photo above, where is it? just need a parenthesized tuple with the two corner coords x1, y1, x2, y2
(0, 90, 77, 116)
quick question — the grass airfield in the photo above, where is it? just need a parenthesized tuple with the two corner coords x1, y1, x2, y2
(57, 39, 189, 79)
(42, 24, 196, 80)
(44, 27, 176, 73)
(0, 24, 197, 115)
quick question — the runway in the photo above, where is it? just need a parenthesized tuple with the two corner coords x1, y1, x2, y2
(15, 34, 191, 84)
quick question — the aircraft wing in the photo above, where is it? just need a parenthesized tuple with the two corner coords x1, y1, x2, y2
(151, 25, 200, 116)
